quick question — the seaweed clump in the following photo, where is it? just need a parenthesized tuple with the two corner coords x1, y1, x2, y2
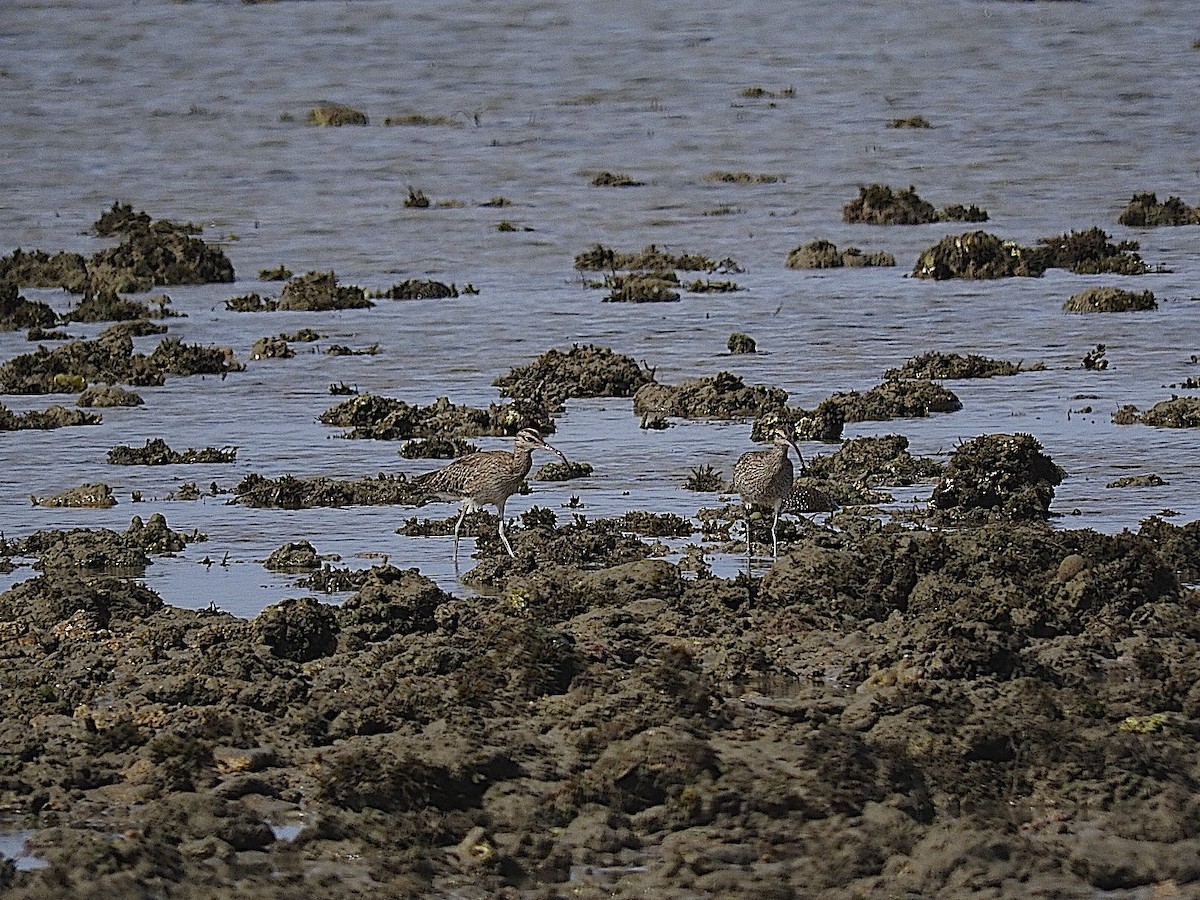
(493, 345, 653, 410)
(930, 433, 1065, 521)
(1117, 192, 1199, 227)
(842, 185, 987, 225)
(785, 240, 895, 269)
(378, 279, 459, 300)
(1063, 287, 1157, 313)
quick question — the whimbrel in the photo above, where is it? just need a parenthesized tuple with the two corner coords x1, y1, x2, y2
(414, 427, 567, 560)
(732, 424, 804, 561)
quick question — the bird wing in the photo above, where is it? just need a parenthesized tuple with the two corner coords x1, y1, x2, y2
(414, 449, 505, 498)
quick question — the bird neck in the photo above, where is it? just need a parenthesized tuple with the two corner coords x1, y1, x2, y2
(511, 445, 535, 476)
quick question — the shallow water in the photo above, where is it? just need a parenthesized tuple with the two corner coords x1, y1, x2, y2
(2, 0, 1199, 616)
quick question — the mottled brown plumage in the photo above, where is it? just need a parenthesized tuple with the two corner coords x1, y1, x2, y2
(732, 425, 804, 560)
(414, 428, 566, 559)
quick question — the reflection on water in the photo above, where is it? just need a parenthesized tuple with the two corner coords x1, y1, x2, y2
(1, 0, 1198, 617)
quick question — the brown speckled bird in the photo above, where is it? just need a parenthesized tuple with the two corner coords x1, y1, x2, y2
(732, 424, 804, 561)
(414, 428, 566, 560)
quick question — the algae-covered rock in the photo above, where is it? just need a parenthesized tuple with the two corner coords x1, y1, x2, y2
(335, 565, 449, 644)
(32, 483, 117, 508)
(632, 371, 787, 420)
(602, 271, 681, 302)
(843, 185, 988, 225)
(727, 332, 756, 354)
(379, 279, 459, 300)
(931, 433, 1064, 520)
(64, 290, 178, 323)
(398, 436, 480, 459)
(750, 401, 845, 443)
(254, 597, 339, 662)
(786, 240, 895, 269)
(1118, 192, 1199, 227)
(843, 184, 939, 225)
(319, 393, 554, 441)
(534, 460, 593, 481)
(574, 243, 739, 273)
(264, 541, 322, 572)
(0, 402, 101, 430)
(231, 472, 425, 509)
(307, 103, 369, 126)
(806, 434, 943, 486)
(77, 385, 144, 408)
(494, 344, 652, 409)
(915, 227, 1148, 280)
(86, 204, 234, 291)
(590, 171, 643, 187)
(912, 230, 1033, 279)
(107, 438, 237, 465)
(278, 271, 373, 311)
(0, 332, 240, 394)
(1112, 397, 1200, 428)
(886, 351, 1039, 379)
(0, 281, 58, 331)
(250, 336, 294, 359)
(0, 248, 90, 292)
(1063, 286, 1157, 313)
(830, 379, 962, 422)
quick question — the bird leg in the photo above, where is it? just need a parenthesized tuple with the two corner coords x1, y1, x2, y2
(452, 504, 468, 563)
(771, 500, 783, 559)
(744, 503, 753, 567)
(496, 500, 516, 558)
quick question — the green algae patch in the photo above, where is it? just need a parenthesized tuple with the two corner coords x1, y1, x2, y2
(1063, 287, 1157, 313)
(1118, 192, 1199, 227)
(786, 240, 895, 268)
(842, 184, 988, 226)
(494, 345, 652, 410)
(886, 351, 1041, 380)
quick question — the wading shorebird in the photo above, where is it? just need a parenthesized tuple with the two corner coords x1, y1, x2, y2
(414, 427, 567, 561)
(732, 423, 804, 562)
